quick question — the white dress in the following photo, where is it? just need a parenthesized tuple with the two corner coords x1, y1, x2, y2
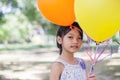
(55, 57, 87, 80)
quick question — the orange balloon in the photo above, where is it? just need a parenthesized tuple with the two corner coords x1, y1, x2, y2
(37, 0, 75, 26)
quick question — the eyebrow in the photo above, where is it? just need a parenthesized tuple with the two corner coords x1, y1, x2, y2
(68, 33, 73, 35)
(67, 33, 81, 37)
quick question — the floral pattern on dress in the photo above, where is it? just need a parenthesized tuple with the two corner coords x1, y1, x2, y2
(55, 57, 87, 80)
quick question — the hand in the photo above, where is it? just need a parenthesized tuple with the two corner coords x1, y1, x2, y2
(88, 74, 96, 80)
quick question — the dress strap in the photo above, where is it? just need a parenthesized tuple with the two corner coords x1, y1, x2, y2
(55, 58, 67, 66)
(76, 57, 86, 70)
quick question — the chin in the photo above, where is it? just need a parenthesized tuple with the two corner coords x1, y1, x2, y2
(70, 50, 78, 53)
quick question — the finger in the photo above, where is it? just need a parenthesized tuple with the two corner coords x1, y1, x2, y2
(89, 74, 95, 78)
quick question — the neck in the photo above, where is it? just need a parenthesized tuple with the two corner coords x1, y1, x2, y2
(60, 52, 74, 61)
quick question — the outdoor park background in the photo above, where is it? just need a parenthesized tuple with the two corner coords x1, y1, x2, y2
(0, 0, 120, 80)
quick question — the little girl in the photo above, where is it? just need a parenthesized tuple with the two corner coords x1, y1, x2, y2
(50, 22, 96, 80)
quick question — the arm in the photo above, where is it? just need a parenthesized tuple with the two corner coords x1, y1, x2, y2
(50, 62, 63, 80)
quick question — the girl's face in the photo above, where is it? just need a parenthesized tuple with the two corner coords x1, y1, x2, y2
(58, 28, 82, 54)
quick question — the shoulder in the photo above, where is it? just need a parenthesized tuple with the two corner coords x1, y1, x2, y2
(51, 62, 64, 71)
(50, 62, 64, 80)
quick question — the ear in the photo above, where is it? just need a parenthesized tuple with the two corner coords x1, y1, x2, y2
(57, 36, 62, 44)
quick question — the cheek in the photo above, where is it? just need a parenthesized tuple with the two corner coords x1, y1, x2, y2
(78, 40, 82, 45)
(62, 39, 71, 46)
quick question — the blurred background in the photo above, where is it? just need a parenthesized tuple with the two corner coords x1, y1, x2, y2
(0, 0, 120, 80)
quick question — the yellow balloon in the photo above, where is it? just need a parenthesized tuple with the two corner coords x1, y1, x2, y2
(75, 0, 120, 43)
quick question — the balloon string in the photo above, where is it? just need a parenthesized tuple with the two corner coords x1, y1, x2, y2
(86, 35, 92, 52)
(96, 45, 113, 63)
(95, 41, 109, 62)
(89, 64, 94, 74)
(94, 44, 98, 62)
(83, 45, 94, 64)
(85, 35, 95, 73)
(89, 42, 98, 74)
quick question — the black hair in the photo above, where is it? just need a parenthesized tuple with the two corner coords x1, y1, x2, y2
(56, 22, 83, 55)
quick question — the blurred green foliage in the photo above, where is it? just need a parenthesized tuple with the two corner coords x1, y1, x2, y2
(0, 0, 58, 44)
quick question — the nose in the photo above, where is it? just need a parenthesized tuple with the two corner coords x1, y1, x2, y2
(73, 38, 78, 43)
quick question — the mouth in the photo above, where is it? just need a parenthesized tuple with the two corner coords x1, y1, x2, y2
(71, 45, 79, 49)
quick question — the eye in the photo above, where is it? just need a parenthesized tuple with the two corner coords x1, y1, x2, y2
(68, 36, 73, 39)
(78, 37, 82, 40)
